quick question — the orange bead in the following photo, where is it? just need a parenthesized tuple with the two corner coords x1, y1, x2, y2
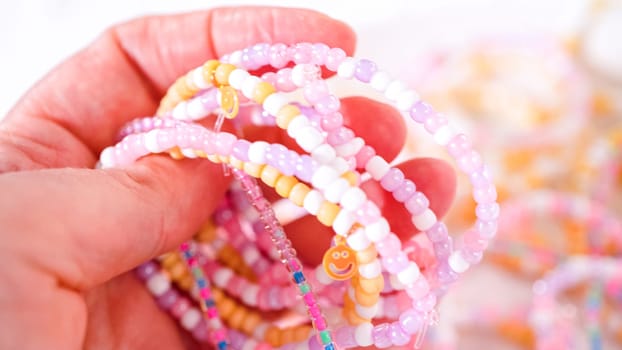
(218, 297, 236, 319)
(280, 328, 295, 345)
(275, 105, 301, 129)
(317, 201, 340, 226)
(214, 63, 237, 85)
(241, 313, 261, 334)
(294, 326, 312, 341)
(341, 171, 359, 186)
(359, 275, 384, 294)
(160, 253, 180, 268)
(354, 286, 379, 306)
(169, 147, 185, 159)
(288, 183, 311, 206)
(346, 308, 370, 325)
(168, 262, 188, 281)
(264, 326, 281, 346)
(252, 82, 276, 104)
(202, 60, 220, 85)
(178, 274, 194, 292)
(229, 157, 244, 169)
(228, 306, 247, 330)
(355, 245, 378, 264)
(275, 175, 298, 198)
(260, 165, 281, 187)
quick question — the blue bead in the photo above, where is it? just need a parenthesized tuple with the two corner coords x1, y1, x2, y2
(324, 344, 335, 350)
(197, 279, 207, 288)
(182, 250, 192, 259)
(217, 341, 228, 350)
(293, 271, 305, 284)
(205, 299, 215, 307)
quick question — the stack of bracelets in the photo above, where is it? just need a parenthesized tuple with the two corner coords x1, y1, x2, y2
(99, 42, 500, 349)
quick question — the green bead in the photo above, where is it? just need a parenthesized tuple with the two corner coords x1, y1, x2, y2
(319, 330, 332, 345)
(299, 283, 310, 294)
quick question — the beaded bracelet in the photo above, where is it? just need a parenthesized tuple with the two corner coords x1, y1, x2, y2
(100, 42, 500, 349)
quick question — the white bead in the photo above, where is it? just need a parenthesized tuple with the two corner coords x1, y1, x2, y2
(262, 92, 289, 116)
(365, 155, 390, 180)
(228, 50, 243, 66)
(181, 149, 197, 159)
(346, 229, 371, 250)
(286, 115, 310, 139)
(385, 80, 407, 101)
(146, 273, 170, 296)
(359, 260, 382, 278)
(329, 157, 350, 175)
(171, 102, 187, 120)
(315, 266, 333, 285)
(186, 98, 207, 120)
(354, 322, 374, 346)
(241, 285, 259, 306)
(332, 210, 356, 236)
(324, 178, 350, 203)
(99, 147, 115, 168)
(449, 251, 471, 273)
(397, 262, 421, 285)
(433, 125, 458, 146)
(296, 126, 324, 152)
(334, 137, 365, 158)
(180, 308, 202, 330)
(248, 141, 269, 163)
(212, 268, 233, 287)
(341, 187, 366, 211)
(303, 190, 324, 215)
(228, 69, 250, 90)
(370, 71, 391, 91)
(311, 144, 337, 163)
(311, 165, 340, 190)
(144, 129, 161, 153)
(291, 63, 316, 87)
(365, 218, 390, 242)
(241, 75, 261, 99)
(355, 303, 379, 319)
(337, 58, 357, 78)
(411, 208, 437, 231)
(396, 90, 420, 111)
(389, 273, 406, 290)
(242, 246, 260, 265)
(191, 67, 209, 89)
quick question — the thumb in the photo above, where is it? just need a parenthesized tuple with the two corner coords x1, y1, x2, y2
(0, 158, 228, 290)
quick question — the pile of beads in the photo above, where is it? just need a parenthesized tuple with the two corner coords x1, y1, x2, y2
(100, 42, 500, 349)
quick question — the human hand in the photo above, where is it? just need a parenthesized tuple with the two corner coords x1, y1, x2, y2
(0, 7, 455, 349)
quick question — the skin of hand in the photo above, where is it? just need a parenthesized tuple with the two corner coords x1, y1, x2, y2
(0, 7, 456, 350)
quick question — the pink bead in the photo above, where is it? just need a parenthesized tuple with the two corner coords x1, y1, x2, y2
(464, 229, 488, 250)
(314, 316, 327, 331)
(325, 48, 347, 71)
(309, 304, 322, 318)
(355, 201, 381, 225)
(215, 132, 237, 155)
(355, 145, 376, 169)
(405, 191, 430, 216)
(399, 309, 424, 334)
(476, 202, 500, 221)
(447, 134, 471, 158)
(311, 43, 330, 65)
(315, 95, 341, 114)
(406, 277, 430, 300)
(383, 253, 409, 274)
(261, 72, 278, 86)
(335, 326, 358, 348)
(268, 43, 289, 68)
(413, 293, 437, 312)
(327, 127, 354, 146)
(476, 219, 497, 239)
(474, 184, 498, 204)
(392, 179, 416, 202)
(389, 323, 410, 346)
(380, 168, 405, 191)
(170, 298, 190, 318)
(207, 307, 218, 318)
(200, 88, 219, 109)
(255, 344, 272, 350)
(320, 112, 344, 131)
(276, 68, 297, 92)
(457, 150, 484, 173)
(304, 80, 330, 104)
(303, 292, 315, 306)
(376, 235, 402, 256)
(470, 166, 493, 187)
(423, 113, 448, 133)
(292, 42, 314, 64)
(372, 323, 392, 348)
(200, 288, 211, 299)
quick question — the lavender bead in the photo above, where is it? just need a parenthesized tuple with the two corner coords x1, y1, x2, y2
(409, 101, 436, 123)
(380, 168, 405, 192)
(312, 43, 330, 65)
(392, 179, 417, 202)
(423, 113, 449, 133)
(293, 42, 314, 64)
(426, 222, 449, 243)
(325, 48, 346, 71)
(399, 309, 424, 334)
(383, 253, 410, 274)
(295, 155, 318, 183)
(315, 95, 341, 115)
(232, 140, 251, 162)
(389, 323, 410, 346)
(190, 319, 209, 342)
(461, 247, 484, 264)
(156, 288, 180, 310)
(327, 127, 354, 146)
(457, 150, 484, 173)
(372, 323, 392, 348)
(135, 261, 159, 281)
(476, 219, 498, 239)
(473, 184, 498, 204)
(354, 59, 377, 83)
(268, 43, 289, 68)
(405, 191, 430, 216)
(308, 335, 323, 350)
(437, 261, 459, 284)
(334, 326, 358, 348)
(476, 202, 500, 221)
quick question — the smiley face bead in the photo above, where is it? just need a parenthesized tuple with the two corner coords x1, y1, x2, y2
(322, 239, 358, 281)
